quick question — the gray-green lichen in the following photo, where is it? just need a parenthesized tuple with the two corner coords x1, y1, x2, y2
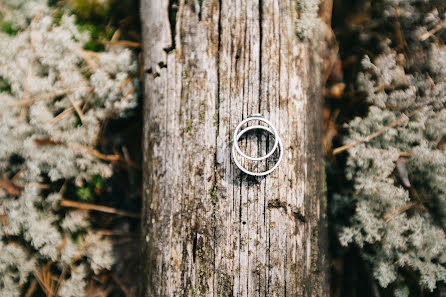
(335, 0, 446, 294)
(0, 1, 139, 296)
(295, 0, 323, 39)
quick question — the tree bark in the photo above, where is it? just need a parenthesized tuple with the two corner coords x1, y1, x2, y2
(140, 1, 328, 296)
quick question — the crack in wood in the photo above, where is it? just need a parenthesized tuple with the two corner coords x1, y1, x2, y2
(141, 0, 327, 295)
(166, 0, 179, 53)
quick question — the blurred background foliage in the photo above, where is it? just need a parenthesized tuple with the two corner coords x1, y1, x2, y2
(326, 0, 446, 296)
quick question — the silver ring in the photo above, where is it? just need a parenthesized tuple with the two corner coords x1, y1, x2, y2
(232, 114, 283, 176)
(233, 114, 279, 161)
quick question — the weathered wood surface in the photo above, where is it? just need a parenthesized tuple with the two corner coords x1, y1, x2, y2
(141, 0, 327, 296)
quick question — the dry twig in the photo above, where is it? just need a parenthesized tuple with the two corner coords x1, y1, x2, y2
(419, 23, 444, 41)
(24, 279, 38, 297)
(51, 107, 75, 124)
(394, 5, 408, 53)
(377, 149, 411, 157)
(34, 137, 121, 162)
(65, 141, 121, 161)
(79, 49, 99, 70)
(112, 273, 132, 297)
(67, 95, 85, 125)
(384, 201, 426, 222)
(96, 229, 139, 236)
(333, 107, 425, 155)
(104, 40, 141, 48)
(0, 214, 8, 237)
(117, 76, 133, 94)
(9, 87, 92, 108)
(60, 199, 140, 219)
(0, 176, 21, 196)
(34, 264, 56, 297)
(14, 182, 50, 190)
(110, 29, 121, 42)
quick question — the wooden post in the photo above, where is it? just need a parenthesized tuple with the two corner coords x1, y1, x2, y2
(140, 0, 327, 296)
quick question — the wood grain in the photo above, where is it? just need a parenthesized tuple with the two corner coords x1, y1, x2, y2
(141, 0, 327, 296)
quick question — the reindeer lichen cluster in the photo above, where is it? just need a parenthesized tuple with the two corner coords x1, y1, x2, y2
(0, 1, 138, 296)
(337, 0, 446, 294)
(295, 0, 322, 39)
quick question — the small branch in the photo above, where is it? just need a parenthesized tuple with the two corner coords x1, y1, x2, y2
(117, 76, 133, 94)
(33, 265, 56, 297)
(112, 273, 132, 297)
(374, 85, 395, 92)
(71, 238, 90, 263)
(11, 168, 26, 182)
(333, 114, 407, 155)
(19, 15, 40, 122)
(393, 5, 408, 53)
(111, 29, 122, 42)
(34, 137, 121, 162)
(419, 23, 444, 41)
(65, 142, 121, 161)
(23, 59, 34, 104)
(333, 107, 425, 155)
(9, 87, 92, 108)
(60, 200, 140, 219)
(397, 151, 411, 157)
(51, 107, 75, 124)
(24, 279, 37, 297)
(0, 2, 8, 16)
(118, 85, 135, 106)
(55, 237, 69, 294)
(29, 14, 41, 52)
(377, 149, 411, 158)
(0, 214, 9, 237)
(14, 182, 50, 190)
(55, 265, 67, 295)
(79, 49, 99, 70)
(67, 95, 85, 125)
(384, 201, 426, 223)
(96, 229, 139, 236)
(0, 176, 21, 196)
(104, 40, 141, 48)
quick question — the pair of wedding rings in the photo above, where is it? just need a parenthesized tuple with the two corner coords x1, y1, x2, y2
(232, 114, 283, 176)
